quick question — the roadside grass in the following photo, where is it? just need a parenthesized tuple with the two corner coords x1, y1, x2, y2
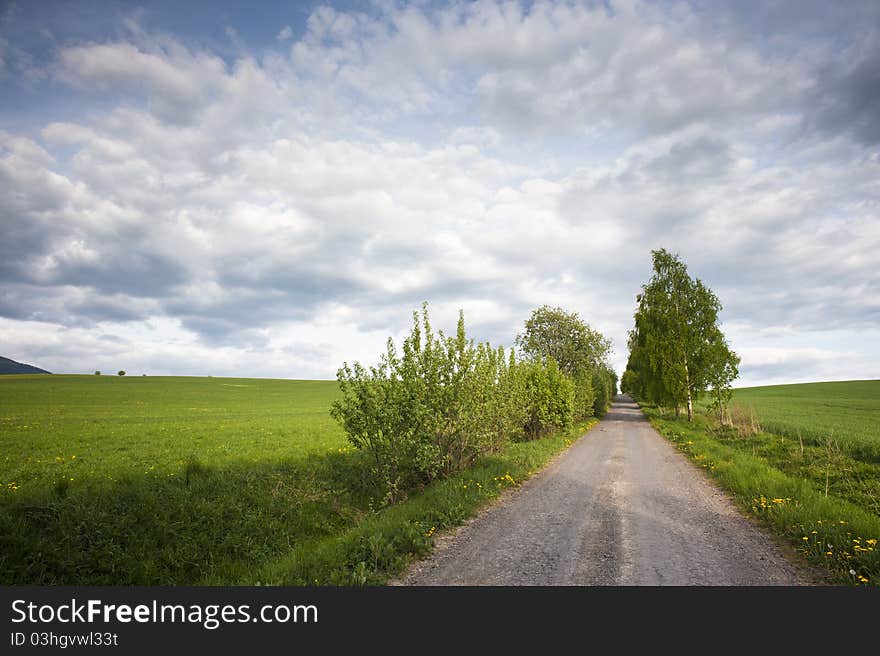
(729, 380, 880, 463)
(0, 374, 597, 585)
(642, 404, 879, 586)
(242, 420, 597, 585)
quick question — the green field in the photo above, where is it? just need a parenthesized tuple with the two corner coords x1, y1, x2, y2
(1, 375, 346, 488)
(646, 379, 880, 585)
(0, 375, 351, 584)
(731, 380, 880, 462)
(0, 374, 594, 585)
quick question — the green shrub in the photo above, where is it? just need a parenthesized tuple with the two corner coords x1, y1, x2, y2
(330, 304, 573, 502)
(588, 365, 617, 417)
(572, 370, 596, 422)
(518, 358, 573, 440)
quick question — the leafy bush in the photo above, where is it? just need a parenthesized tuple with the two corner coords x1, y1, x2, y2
(331, 304, 571, 503)
(518, 358, 573, 440)
(571, 370, 596, 423)
(592, 367, 615, 417)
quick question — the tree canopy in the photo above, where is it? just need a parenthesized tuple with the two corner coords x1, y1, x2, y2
(515, 305, 611, 377)
(516, 305, 616, 417)
(624, 249, 739, 421)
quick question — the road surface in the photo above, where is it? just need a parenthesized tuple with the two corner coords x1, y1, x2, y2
(400, 395, 803, 585)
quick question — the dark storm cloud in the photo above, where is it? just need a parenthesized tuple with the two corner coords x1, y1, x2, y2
(638, 137, 734, 183)
(699, 0, 880, 50)
(0, 219, 52, 283)
(49, 250, 189, 297)
(0, 283, 160, 326)
(804, 45, 880, 146)
(70, 297, 151, 323)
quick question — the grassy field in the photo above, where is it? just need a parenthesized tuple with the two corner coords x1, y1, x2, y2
(0, 374, 595, 585)
(730, 380, 880, 462)
(645, 379, 880, 586)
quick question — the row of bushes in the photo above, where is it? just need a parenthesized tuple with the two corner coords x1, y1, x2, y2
(331, 305, 614, 503)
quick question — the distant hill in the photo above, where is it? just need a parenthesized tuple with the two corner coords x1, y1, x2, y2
(0, 356, 51, 375)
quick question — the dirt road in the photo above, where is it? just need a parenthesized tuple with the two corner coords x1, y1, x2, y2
(400, 395, 802, 585)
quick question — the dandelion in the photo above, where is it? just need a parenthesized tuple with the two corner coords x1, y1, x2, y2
(802, 536, 809, 541)
(850, 569, 857, 576)
(858, 576, 869, 583)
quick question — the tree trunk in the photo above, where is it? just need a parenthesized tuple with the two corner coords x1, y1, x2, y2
(684, 358, 693, 422)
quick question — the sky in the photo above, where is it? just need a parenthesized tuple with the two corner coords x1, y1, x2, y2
(1, 0, 878, 387)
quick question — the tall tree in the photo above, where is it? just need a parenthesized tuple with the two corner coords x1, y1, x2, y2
(515, 305, 611, 377)
(625, 249, 738, 421)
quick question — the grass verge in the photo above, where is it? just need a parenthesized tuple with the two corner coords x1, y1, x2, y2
(241, 419, 599, 586)
(641, 404, 878, 586)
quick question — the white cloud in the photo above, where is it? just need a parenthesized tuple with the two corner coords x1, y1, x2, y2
(0, 1, 877, 384)
(277, 25, 293, 42)
(56, 41, 228, 123)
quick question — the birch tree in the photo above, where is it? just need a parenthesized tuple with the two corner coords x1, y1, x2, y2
(626, 249, 737, 421)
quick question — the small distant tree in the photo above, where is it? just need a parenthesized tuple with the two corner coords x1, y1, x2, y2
(94, 370, 101, 376)
(117, 370, 126, 376)
(704, 335, 740, 425)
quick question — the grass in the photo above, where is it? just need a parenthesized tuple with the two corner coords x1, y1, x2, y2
(0, 374, 596, 585)
(730, 380, 880, 462)
(641, 380, 880, 586)
(246, 422, 596, 585)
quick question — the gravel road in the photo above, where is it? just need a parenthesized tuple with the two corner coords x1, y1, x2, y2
(399, 395, 803, 585)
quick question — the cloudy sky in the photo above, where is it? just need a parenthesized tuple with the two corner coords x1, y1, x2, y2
(1, 0, 878, 386)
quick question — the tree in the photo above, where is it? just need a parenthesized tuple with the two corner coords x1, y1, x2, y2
(704, 333, 740, 424)
(516, 306, 615, 417)
(117, 370, 126, 376)
(94, 370, 101, 376)
(625, 248, 738, 421)
(620, 368, 638, 395)
(515, 306, 611, 377)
